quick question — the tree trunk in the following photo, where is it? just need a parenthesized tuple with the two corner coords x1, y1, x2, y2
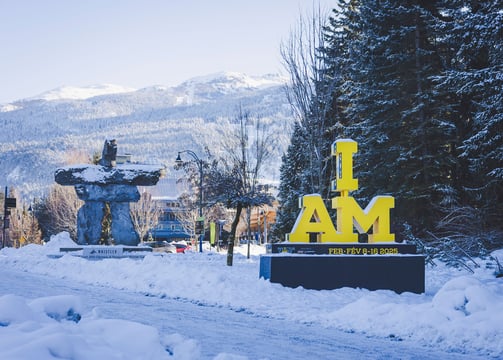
(227, 204, 243, 266)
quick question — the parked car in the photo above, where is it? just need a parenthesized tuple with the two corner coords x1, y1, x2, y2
(173, 241, 190, 253)
(143, 241, 176, 254)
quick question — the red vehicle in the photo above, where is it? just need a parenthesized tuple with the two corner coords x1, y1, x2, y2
(173, 241, 190, 253)
(143, 240, 190, 254)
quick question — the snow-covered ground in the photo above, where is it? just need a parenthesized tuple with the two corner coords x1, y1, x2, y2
(1, 232, 502, 359)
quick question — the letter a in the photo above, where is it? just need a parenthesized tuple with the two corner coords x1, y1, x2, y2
(288, 194, 337, 242)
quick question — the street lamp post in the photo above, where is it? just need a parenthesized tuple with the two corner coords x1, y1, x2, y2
(260, 205, 269, 245)
(217, 219, 226, 252)
(176, 150, 204, 253)
(28, 202, 34, 244)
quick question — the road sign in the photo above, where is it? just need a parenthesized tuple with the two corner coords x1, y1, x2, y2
(195, 219, 204, 235)
(5, 198, 16, 208)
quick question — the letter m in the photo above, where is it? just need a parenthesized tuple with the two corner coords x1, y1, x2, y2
(332, 196, 395, 243)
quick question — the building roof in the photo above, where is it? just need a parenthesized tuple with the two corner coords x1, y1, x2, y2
(140, 177, 188, 200)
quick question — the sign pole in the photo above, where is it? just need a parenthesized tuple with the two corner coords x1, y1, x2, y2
(2, 187, 7, 248)
(2, 186, 17, 248)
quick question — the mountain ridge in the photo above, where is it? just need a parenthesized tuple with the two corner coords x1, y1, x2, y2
(1, 72, 287, 107)
(0, 72, 293, 199)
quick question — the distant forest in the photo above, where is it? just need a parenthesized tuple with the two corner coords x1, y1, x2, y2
(274, 1, 502, 261)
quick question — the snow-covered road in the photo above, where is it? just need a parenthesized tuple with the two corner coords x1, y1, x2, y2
(0, 265, 485, 360)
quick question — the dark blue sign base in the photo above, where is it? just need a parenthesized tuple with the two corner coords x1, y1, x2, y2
(266, 242, 418, 255)
(260, 252, 425, 294)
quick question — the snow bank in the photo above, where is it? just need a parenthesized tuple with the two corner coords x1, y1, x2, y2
(0, 294, 173, 360)
(1, 233, 502, 358)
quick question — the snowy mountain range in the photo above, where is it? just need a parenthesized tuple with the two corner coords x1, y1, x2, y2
(0, 72, 293, 198)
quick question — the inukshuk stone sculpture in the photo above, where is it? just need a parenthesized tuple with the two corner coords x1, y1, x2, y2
(54, 139, 164, 246)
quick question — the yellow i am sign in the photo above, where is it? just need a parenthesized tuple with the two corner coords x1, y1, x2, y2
(288, 139, 395, 243)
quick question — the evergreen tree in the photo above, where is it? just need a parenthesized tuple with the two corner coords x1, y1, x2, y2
(272, 123, 311, 240)
(321, 0, 361, 139)
(332, 1, 453, 235)
(277, 0, 502, 251)
(434, 0, 503, 245)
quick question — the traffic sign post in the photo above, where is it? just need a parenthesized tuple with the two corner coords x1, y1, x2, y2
(195, 217, 204, 253)
(2, 186, 17, 248)
(195, 218, 204, 235)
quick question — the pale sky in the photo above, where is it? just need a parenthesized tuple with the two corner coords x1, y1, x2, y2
(0, 0, 335, 104)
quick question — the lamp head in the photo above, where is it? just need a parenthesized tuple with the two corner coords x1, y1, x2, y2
(175, 152, 183, 166)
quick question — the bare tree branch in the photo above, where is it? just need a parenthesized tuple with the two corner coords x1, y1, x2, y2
(44, 184, 82, 239)
(130, 190, 161, 243)
(280, 5, 332, 195)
